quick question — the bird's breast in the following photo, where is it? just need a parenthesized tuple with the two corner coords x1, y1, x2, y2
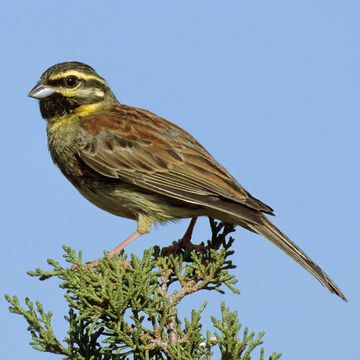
(47, 119, 84, 178)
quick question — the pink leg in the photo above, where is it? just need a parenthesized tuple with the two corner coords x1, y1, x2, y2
(108, 230, 142, 256)
(72, 230, 142, 270)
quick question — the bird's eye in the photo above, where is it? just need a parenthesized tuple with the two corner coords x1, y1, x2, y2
(65, 76, 79, 88)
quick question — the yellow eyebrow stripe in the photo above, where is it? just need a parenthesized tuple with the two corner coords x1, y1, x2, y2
(49, 70, 107, 84)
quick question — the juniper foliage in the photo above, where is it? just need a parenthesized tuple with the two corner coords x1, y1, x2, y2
(6, 220, 281, 359)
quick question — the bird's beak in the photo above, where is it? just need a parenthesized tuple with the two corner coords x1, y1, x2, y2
(28, 83, 56, 99)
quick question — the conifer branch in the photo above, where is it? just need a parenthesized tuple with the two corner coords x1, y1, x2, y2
(6, 220, 281, 359)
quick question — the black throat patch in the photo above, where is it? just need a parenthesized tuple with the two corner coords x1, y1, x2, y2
(39, 93, 80, 119)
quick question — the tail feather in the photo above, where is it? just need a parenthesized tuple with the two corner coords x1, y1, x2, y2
(201, 198, 346, 301)
(246, 216, 347, 302)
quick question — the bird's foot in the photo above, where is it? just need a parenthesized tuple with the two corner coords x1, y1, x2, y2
(161, 239, 205, 256)
(161, 217, 204, 256)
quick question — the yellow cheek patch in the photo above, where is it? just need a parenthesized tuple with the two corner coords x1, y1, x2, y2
(55, 87, 79, 97)
(53, 87, 104, 99)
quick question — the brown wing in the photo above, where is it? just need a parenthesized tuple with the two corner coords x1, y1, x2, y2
(77, 104, 274, 215)
(77, 105, 348, 302)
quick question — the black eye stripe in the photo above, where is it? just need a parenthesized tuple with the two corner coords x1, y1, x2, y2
(83, 80, 106, 92)
(47, 79, 65, 87)
(47, 78, 106, 92)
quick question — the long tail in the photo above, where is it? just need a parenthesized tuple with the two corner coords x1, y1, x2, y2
(245, 216, 347, 301)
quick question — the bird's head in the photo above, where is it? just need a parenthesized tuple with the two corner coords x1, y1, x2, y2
(28, 61, 117, 121)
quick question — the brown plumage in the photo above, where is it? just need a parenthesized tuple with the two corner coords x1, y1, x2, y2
(28, 61, 347, 301)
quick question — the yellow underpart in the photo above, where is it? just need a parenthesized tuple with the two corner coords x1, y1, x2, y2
(48, 102, 103, 130)
(48, 115, 74, 131)
(137, 213, 153, 234)
(49, 70, 107, 84)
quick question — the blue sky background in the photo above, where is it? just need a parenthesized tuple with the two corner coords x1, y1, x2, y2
(0, 1, 359, 359)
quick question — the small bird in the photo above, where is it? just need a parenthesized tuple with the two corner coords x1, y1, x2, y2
(28, 61, 346, 301)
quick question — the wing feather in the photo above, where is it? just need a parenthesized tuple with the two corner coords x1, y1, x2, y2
(77, 104, 274, 215)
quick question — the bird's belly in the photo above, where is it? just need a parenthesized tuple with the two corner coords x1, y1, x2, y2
(76, 184, 136, 219)
(75, 182, 203, 223)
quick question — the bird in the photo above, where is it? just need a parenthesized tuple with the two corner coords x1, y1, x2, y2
(28, 61, 347, 301)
